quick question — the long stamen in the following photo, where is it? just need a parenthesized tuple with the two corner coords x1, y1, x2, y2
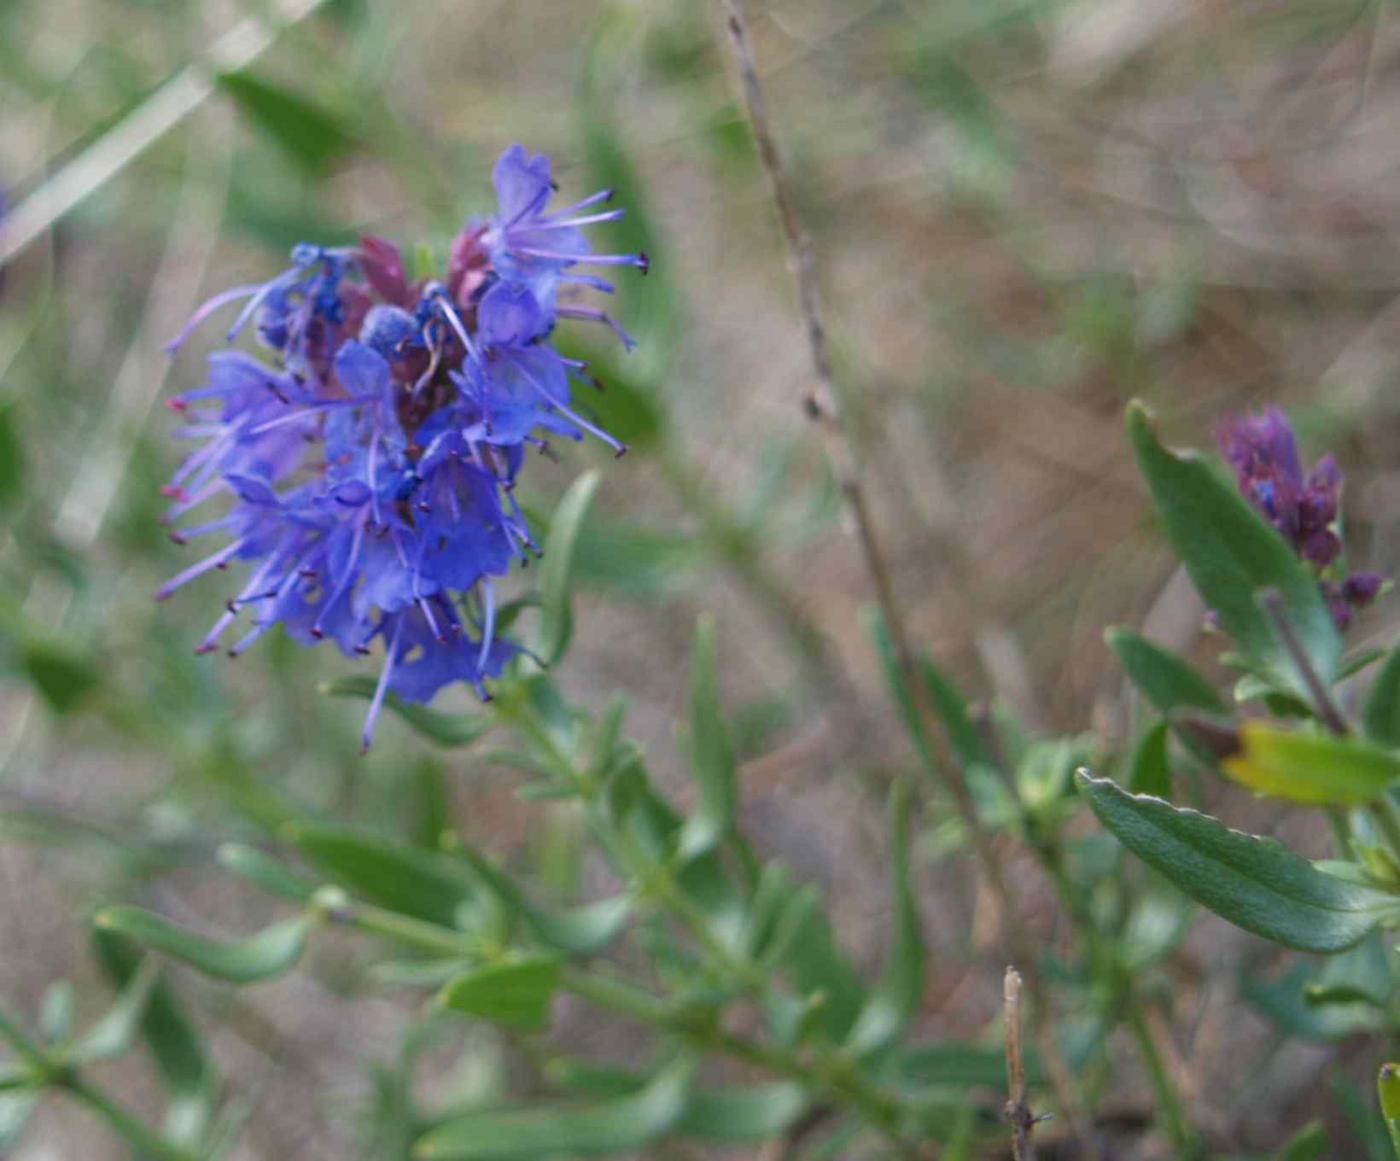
(525, 209, 626, 231)
(430, 289, 479, 360)
(556, 305, 636, 351)
(155, 538, 245, 600)
(165, 284, 262, 353)
(361, 617, 405, 753)
(478, 578, 496, 670)
(512, 247, 648, 271)
(313, 522, 365, 638)
(541, 187, 613, 218)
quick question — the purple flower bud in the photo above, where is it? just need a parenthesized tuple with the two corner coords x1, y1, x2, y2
(1217, 406, 1386, 631)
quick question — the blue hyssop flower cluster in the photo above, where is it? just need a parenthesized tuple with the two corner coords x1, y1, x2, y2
(159, 145, 646, 748)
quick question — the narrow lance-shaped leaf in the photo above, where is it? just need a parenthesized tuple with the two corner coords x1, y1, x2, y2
(1365, 647, 1400, 748)
(414, 1058, 694, 1160)
(217, 71, 357, 175)
(283, 822, 486, 928)
(537, 471, 600, 665)
(1379, 1063, 1400, 1160)
(1128, 720, 1172, 798)
(93, 907, 312, 984)
(436, 957, 561, 1032)
(675, 1082, 808, 1143)
(1077, 772, 1396, 952)
(446, 839, 628, 955)
(1126, 403, 1341, 700)
(321, 675, 492, 748)
(1107, 627, 1225, 716)
(71, 958, 160, 1064)
(678, 616, 736, 860)
(216, 843, 316, 904)
(846, 782, 924, 1056)
(1277, 1121, 1328, 1161)
(1219, 722, 1400, 806)
(92, 928, 217, 1144)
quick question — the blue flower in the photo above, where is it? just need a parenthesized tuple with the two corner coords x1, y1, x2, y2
(160, 145, 644, 747)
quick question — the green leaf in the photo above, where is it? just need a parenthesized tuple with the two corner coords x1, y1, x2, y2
(1126, 403, 1341, 699)
(436, 957, 560, 1031)
(445, 841, 628, 955)
(865, 608, 1002, 813)
(524, 896, 631, 957)
(1242, 961, 1377, 1041)
(93, 924, 214, 1114)
(92, 929, 217, 1144)
(216, 843, 316, 904)
(896, 1041, 1042, 1090)
(678, 616, 736, 860)
(1365, 647, 1400, 748)
(579, 24, 679, 376)
(19, 640, 99, 714)
(1304, 931, 1392, 1009)
(1078, 773, 1396, 951)
(71, 958, 159, 1063)
(414, 1059, 693, 1159)
(217, 71, 356, 175)
(1279, 1120, 1328, 1161)
(1379, 1064, 1400, 1160)
(1220, 722, 1400, 806)
(677, 1082, 807, 1142)
(769, 890, 866, 1044)
(321, 676, 493, 748)
(846, 782, 923, 1057)
(1128, 720, 1172, 797)
(1107, 628, 1225, 717)
(537, 471, 600, 665)
(572, 344, 665, 453)
(0, 402, 23, 510)
(92, 907, 311, 983)
(284, 822, 486, 928)
(39, 981, 74, 1043)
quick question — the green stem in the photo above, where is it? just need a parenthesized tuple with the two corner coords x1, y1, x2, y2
(558, 968, 919, 1157)
(1125, 1006, 1204, 1159)
(61, 1074, 199, 1161)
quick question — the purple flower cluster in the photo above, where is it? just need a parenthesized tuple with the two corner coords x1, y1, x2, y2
(1216, 407, 1383, 629)
(159, 145, 646, 748)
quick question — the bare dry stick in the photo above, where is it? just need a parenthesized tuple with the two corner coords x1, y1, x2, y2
(1004, 966, 1037, 1161)
(719, 0, 1090, 1145)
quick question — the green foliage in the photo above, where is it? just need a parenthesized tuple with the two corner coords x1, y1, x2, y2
(216, 71, 357, 175)
(1365, 648, 1400, 748)
(436, 957, 561, 1032)
(1077, 773, 1396, 952)
(93, 907, 312, 983)
(1126, 403, 1341, 701)
(414, 1060, 694, 1160)
(677, 615, 736, 860)
(536, 471, 600, 666)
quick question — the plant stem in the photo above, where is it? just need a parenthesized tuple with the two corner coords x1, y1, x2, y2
(1125, 1004, 1204, 1159)
(717, 0, 1089, 1141)
(1003, 966, 1037, 1161)
(1259, 589, 1349, 735)
(60, 1074, 199, 1161)
(559, 968, 921, 1158)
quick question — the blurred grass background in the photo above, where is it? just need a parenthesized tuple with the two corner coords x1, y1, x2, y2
(5, 0, 1400, 1155)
